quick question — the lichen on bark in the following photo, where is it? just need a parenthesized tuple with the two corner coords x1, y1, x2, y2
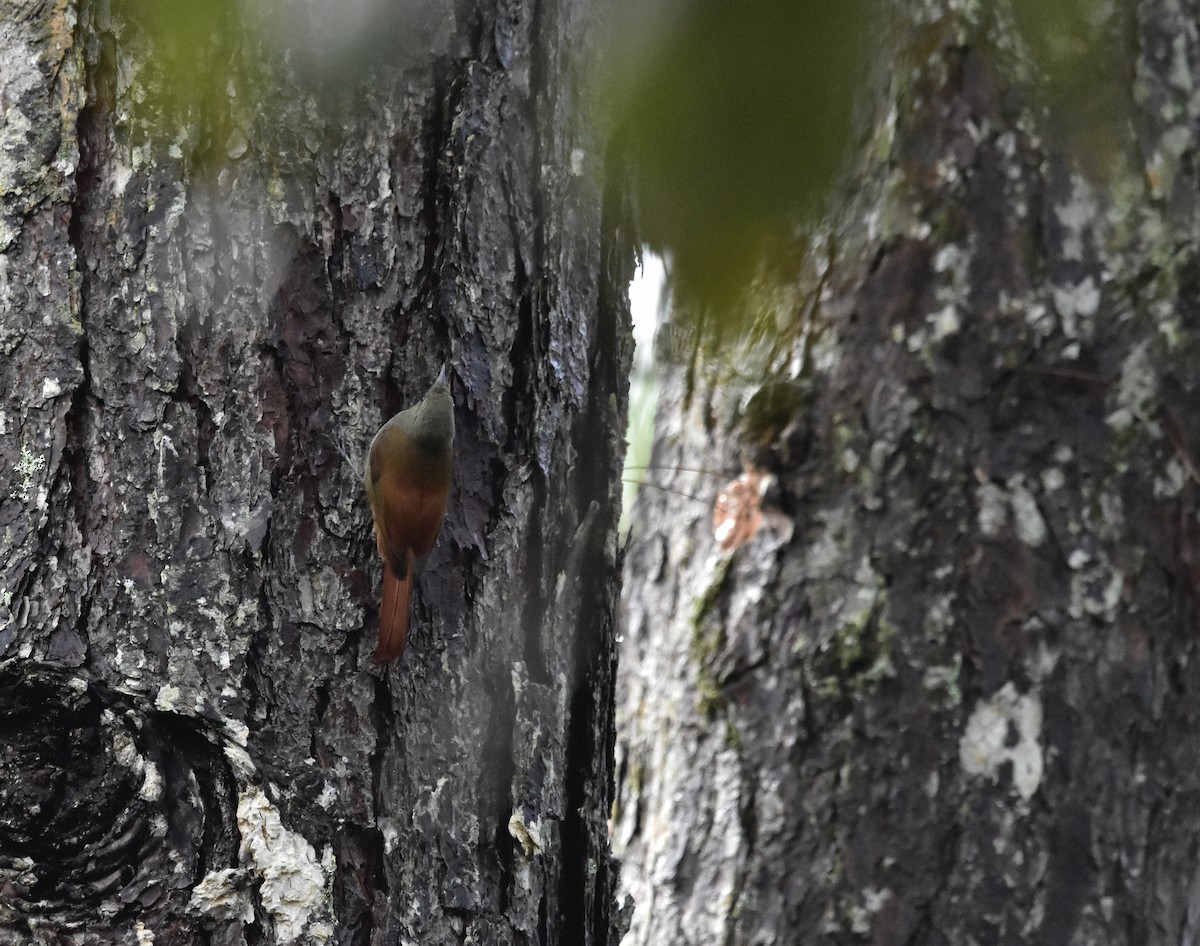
(0, 0, 631, 942)
(615, 3, 1200, 944)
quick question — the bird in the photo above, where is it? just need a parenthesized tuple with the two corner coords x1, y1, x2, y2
(364, 364, 455, 662)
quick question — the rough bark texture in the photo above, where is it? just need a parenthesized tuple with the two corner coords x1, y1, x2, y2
(615, 3, 1200, 945)
(0, 0, 632, 943)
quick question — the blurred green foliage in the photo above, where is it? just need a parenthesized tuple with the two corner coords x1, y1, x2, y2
(118, 0, 1133, 340)
(115, 0, 450, 165)
(1010, 0, 1136, 180)
(116, 0, 246, 162)
(607, 0, 869, 316)
(606, 0, 1137, 343)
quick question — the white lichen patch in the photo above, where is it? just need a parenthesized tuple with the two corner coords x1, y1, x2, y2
(1166, 29, 1193, 90)
(844, 559, 883, 632)
(856, 887, 893, 935)
(1055, 174, 1097, 263)
(1040, 466, 1065, 493)
(313, 781, 337, 811)
(959, 682, 1044, 801)
(1024, 299, 1052, 337)
(1026, 641, 1060, 683)
(1009, 479, 1047, 547)
(975, 482, 1008, 537)
(224, 744, 257, 781)
(112, 160, 133, 196)
(1052, 277, 1101, 339)
(922, 591, 956, 642)
(10, 447, 46, 503)
(136, 759, 163, 803)
(237, 786, 331, 944)
(1151, 124, 1194, 202)
(933, 242, 967, 277)
(378, 816, 399, 856)
(155, 684, 182, 713)
(508, 811, 544, 857)
(907, 243, 971, 348)
(189, 867, 254, 923)
(107, 711, 148, 793)
(805, 507, 851, 577)
(1155, 456, 1188, 498)
(930, 304, 961, 340)
(109, 709, 159, 802)
(224, 717, 250, 748)
(976, 478, 1047, 546)
(923, 659, 962, 707)
(1106, 340, 1157, 433)
(1071, 565, 1123, 621)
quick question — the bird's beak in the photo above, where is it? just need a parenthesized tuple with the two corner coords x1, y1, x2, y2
(436, 362, 448, 385)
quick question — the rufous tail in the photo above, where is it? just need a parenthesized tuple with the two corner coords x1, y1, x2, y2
(375, 551, 414, 662)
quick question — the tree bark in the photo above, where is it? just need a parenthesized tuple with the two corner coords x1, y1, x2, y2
(0, 0, 632, 943)
(615, 4, 1200, 945)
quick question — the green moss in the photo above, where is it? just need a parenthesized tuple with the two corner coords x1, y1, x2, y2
(690, 556, 733, 717)
(694, 662, 724, 720)
(830, 622, 864, 672)
(723, 718, 743, 752)
(834, 611, 896, 691)
(811, 674, 844, 704)
(628, 762, 644, 799)
(811, 571, 897, 704)
(832, 576, 880, 670)
(690, 555, 733, 630)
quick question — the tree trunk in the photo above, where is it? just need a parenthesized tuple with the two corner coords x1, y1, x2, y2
(0, 0, 632, 943)
(615, 4, 1200, 945)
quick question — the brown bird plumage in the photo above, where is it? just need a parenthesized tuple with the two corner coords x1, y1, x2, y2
(365, 365, 454, 662)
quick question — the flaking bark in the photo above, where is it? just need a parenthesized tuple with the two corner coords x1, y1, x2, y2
(0, 0, 632, 943)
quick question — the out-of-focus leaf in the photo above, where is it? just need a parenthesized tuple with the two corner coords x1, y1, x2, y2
(1010, 0, 1136, 180)
(606, 0, 868, 317)
(116, 0, 245, 162)
(115, 0, 453, 168)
